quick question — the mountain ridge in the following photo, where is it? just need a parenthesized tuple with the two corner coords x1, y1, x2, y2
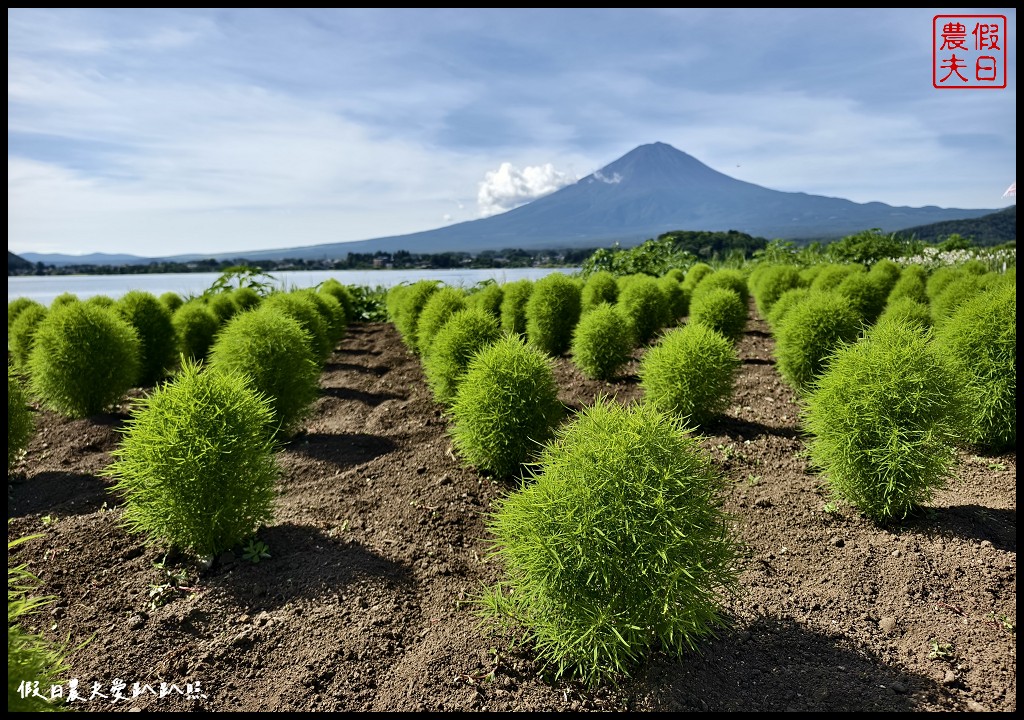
(15, 142, 1005, 265)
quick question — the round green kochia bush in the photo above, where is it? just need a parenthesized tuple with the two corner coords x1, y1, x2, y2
(479, 398, 740, 685)
(525, 273, 581, 356)
(50, 293, 80, 310)
(639, 322, 740, 428)
(172, 301, 221, 363)
(28, 303, 141, 418)
(687, 287, 747, 344)
(774, 292, 862, 394)
(468, 282, 504, 323)
(389, 280, 441, 353)
(751, 264, 803, 319)
(690, 268, 749, 307)
(262, 291, 332, 362)
(875, 297, 932, 331)
(886, 264, 929, 305)
(570, 303, 634, 381)
(925, 265, 964, 301)
(930, 274, 983, 328)
(422, 308, 502, 406)
(84, 294, 116, 309)
(809, 263, 860, 293)
(207, 306, 321, 438)
(933, 282, 1016, 452)
(499, 279, 533, 336)
(449, 334, 563, 477)
(8, 366, 34, 469)
(103, 359, 279, 559)
(159, 292, 185, 314)
(9, 304, 48, 375)
(231, 286, 263, 313)
(866, 258, 902, 298)
(803, 320, 974, 523)
(682, 262, 714, 293)
(834, 271, 887, 325)
(581, 271, 619, 313)
(616, 275, 670, 346)
(206, 292, 240, 324)
(8, 298, 43, 333)
(415, 286, 468, 358)
(114, 290, 177, 387)
(658, 275, 689, 323)
(319, 279, 356, 324)
(765, 287, 811, 332)
(299, 288, 347, 348)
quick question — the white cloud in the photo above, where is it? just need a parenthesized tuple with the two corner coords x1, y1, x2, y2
(477, 162, 578, 217)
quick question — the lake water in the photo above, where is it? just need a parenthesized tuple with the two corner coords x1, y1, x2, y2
(7, 267, 581, 307)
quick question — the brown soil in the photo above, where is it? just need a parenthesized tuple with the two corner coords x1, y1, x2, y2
(7, 304, 1016, 712)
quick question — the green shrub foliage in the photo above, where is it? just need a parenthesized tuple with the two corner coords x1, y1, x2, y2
(206, 292, 239, 324)
(525, 273, 581, 356)
(639, 322, 740, 427)
(9, 304, 48, 376)
(809, 263, 861, 293)
(933, 282, 1016, 451)
(616, 275, 669, 346)
(449, 334, 563, 477)
(479, 398, 739, 685)
(299, 289, 347, 348)
(752, 264, 803, 319)
(85, 295, 116, 309)
(658, 276, 689, 323)
(114, 290, 177, 386)
(9, 535, 72, 712)
(765, 287, 810, 332)
(570, 303, 634, 381)
(416, 287, 468, 358)
(875, 297, 932, 331)
(499, 279, 533, 336)
(104, 359, 279, 558)
(834, 271, 887, 325)
(28, 303, 141, 418)
(866, 258, 902, 298)
(930, 274, 982, 328)
(8, 298, 43, 333)
(803, 320, 974, 522)
(208, 306, 321, 437)
(262, 291, 332, 362)
(8, 367, 34, 469)
(231, 286, 263, 313)
(885, 264, 929, 305)
(50, 293, 79, 310)
(688, 287, 747, 344)
(774, 292, 862, 394)
(172, 301, 221, 363)
(581, 271, 619, 313)
(389, 280, 441, 353)
(159, 292, 185, 314)
(682, 262, 714, 293)
(422, 308, 502, 406)
(468, 282, 504, 323)
(690, 268, 749, 307)
(318, 279, 356, 323)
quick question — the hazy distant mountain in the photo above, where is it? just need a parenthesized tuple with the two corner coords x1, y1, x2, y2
(895, 204, 1016, 246)
(19, 142, 1001, 265)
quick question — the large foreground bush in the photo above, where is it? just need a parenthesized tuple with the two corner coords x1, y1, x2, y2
(103, 360, 279, 559)
(480, 399, 740, 685)
(28, 303, 141, 418)
(449, 335, 563, 477)
(803, 321, 973, 523)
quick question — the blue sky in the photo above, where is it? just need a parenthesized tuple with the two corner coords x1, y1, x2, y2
(8, 8, 1017, 258)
